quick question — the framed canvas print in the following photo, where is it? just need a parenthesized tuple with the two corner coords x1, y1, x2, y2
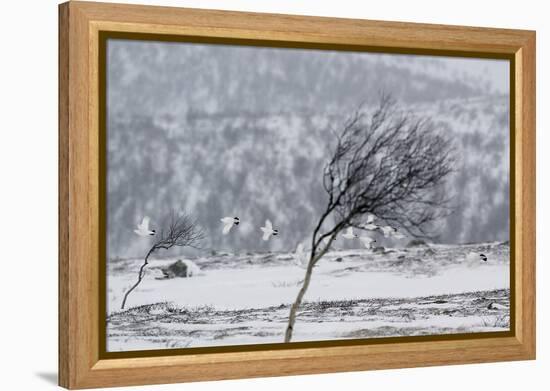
(58, 1, 536, 389)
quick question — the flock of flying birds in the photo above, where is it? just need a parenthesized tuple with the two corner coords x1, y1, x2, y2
(133, 214, 488, 267)
(134, 213, 400, 244)
(221, 213, 402, 246)
(221, 217, 281, 241)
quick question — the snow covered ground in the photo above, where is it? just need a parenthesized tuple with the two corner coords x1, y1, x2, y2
(106, 241, 510, 352)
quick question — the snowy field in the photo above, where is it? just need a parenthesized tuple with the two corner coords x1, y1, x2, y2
(106, 241, 510, 351)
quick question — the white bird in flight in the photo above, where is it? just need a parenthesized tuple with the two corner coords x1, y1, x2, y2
(466, 252, 488, 264)
(363, 223, 379, 230)
(220, 216, 240, 235)
(362, 214, 379, 230)
(359, 235, 376, 249)
(379, 225, 397, 238)
(134, 216, 155, 237)
(379, 224, 405, 239)
(260, 219, 279, 241)
(294, 243, 309, 268)
(342, 227, 358, 240)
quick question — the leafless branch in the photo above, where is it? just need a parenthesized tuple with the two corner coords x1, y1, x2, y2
(285, 94, 457, 342)
(121, 211, 205, 310)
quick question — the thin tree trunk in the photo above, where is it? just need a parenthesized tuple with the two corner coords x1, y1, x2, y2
(284, 237, 335, 342)
(284, 260, 315, 342)
(121, 246, 156, 310)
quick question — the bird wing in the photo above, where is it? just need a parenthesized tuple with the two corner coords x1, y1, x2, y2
(220, 217, 232, 224)
(262, 231, 271, 241)
(465, 253, 480, 264)
(222, 223, 232, 235)
(265, 219, 272, 231)
(139, 216, 150, 230)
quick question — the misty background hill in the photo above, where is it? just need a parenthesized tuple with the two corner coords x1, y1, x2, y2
(106, 40, 509, 258)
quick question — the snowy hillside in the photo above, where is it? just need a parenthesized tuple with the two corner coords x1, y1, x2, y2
(107, 41, 495, 117)
(107, 95, 509, 257)
(106, 39, 510, 258)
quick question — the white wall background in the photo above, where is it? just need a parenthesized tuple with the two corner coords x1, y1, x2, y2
(0, 0, 545, 389)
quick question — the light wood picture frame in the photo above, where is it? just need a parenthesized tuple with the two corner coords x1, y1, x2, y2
(59, 1, 535, 389)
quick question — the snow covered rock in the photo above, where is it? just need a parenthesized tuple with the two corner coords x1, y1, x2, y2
(160, 259, 201, 279)
(406, 239, 429, 248)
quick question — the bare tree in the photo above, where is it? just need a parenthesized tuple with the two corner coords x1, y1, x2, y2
(284, 94, 456, 342)
(121, 211, 205, 310)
